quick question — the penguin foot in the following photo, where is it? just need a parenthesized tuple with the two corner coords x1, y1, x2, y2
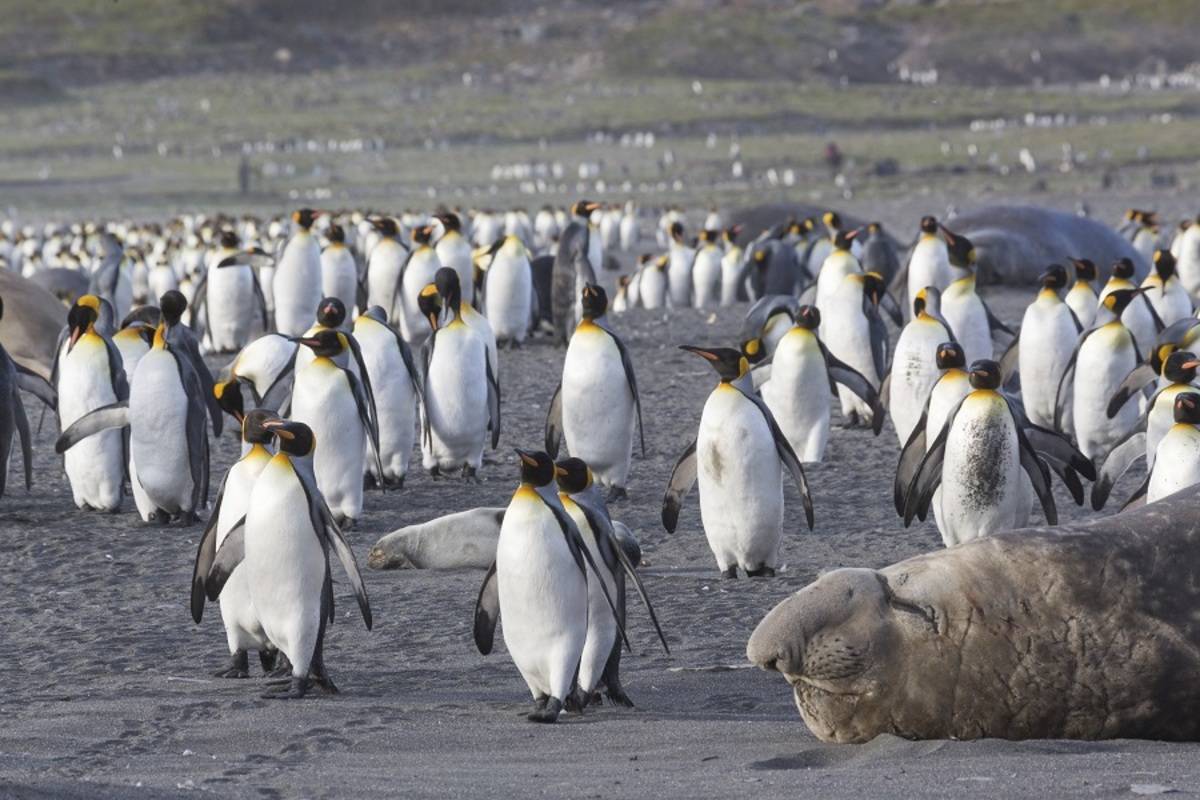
(363, 473, 378, 490)
(258, 649, 278, 674)
(148, 509, 171, 526)
(261, 676, 309, 700)
(335, 515, 356, 531)
(564, 689, 588, 713)
(173, 511, 200, 527)
(429, 466, 443, 480)
(587, 690, 604, 706)
(214, 650, 249, 679)
(605, 687, 635, 708)
(311, 672, 340, 695)
(266, 654, 293, 679)
(840, 411, 860, 429)
(720, 566, 739, 580)
(462, 465, 480, 483)
(606, 486, 628, 503)
(527, 697, 563, 723)
(746, 566, 776, 578)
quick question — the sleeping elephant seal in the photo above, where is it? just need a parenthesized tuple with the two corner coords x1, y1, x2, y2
(368, 507, 641, 570)
(747, 486, 1200, 743)
(945, 205, 1149, 285)
(0, 269, 67, 379)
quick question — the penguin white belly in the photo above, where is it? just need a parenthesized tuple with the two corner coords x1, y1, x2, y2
(720, 251, 743, 307)
(217, 450, 272, 654)
(888, 319, 947, 444)
(398, 250, 441, 349)
(245, 457, 326, 677)
(232, 334, 297, 409)
(939, 394, 1027, 546)
(760, 329, 829, 462)
(806, 240, 832, 278)
(906, 242, 953, 312)
(1177, 228, 1200, 297)
(626, 270, 642, 308)
(1148, 426, 1200, 502)
(814, 255, 858, 316)
(113, 334, 148, 383)
(691, 248, 722, 309)
(437, 237, 475, 307)
(1065, 285, 1097, 329)
(1120, 301, 1157, 356)
(59, 337, 123, 511)
(561, 326, 634, 488)
(1017, 302, 1078, 429)
(1149, 283, 1193, 327)
(424, 325, 488, 471)
(484, 252, 532, 343)
(1073, 324, 1139, 462)
(148, 265, 178, 298)
(941, 289, 992, 365)
(273, 234, 322, 337)
(1145, 386, 1186, 470)
(128, 350, 193, 513)
(696, 386, 783, 572)
(320, 247, 359, 317)
(823, 282, 878, 421)
(496, 490, 588, 700)
(354, 321, 417, 482)
(366, 242, 404, 320)
(640, 268, 667, 310)
(206, 265, 254, 352)
(564, 500, 618, 695)
(666, 246, 693, 308)
(290, 360, 365, 522)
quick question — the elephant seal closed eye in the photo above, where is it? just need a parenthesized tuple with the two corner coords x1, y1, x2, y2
(748, 486, 1200, 742)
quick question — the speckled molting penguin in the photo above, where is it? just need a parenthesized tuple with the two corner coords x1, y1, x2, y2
(191, 408, 281, 678)
(1007, 264, 1082, 430)
(421, 268, 500, 480)
(353, 306, 423, 488)
(885, 286, 955, 445)
(902, 360, 1056, 546)
(192, 230, 271, 353)
(759, 305, 882, 462)
(57, 298, 127, 511)
(205, 417, 372, 699)
(56, 320, 209, 524)
(473, 450, 627, 723)
(319, 225, 358, 319)
(1065, 258, 1098, 329)
(481, 234, 533, 346)
(290, 329, 381, 528)
(662, 347, 814, 578)
(546, 284, 644, 500)
(273, 209, 324, 337)
(0, 297, 55, 499)
(554, 457, 668, 708)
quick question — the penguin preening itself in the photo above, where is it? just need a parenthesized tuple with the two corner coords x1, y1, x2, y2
(662, 346, 814, 578)
(554, 457, 669, 709)
(204, 416, 372, 699)
(545, 284, 644, 501)
(0, 296, 56, 499)
(551, 201, 600, 345)
(473, 449, 628, 723)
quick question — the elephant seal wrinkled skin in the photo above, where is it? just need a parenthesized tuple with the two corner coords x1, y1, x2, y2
(0, 269, 66, 379)
(948, 205, 1149, 285)
(747, 486, 1200, 743)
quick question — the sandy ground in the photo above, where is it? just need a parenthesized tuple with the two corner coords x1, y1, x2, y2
(2, 284, 1198, 799)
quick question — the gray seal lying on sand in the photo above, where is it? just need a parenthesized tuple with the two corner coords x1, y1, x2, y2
(747, 486, 1200, 743)
(368, 507, 641, 570)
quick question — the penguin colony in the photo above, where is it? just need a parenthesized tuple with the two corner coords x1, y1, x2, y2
(4, 202, 1200, 721)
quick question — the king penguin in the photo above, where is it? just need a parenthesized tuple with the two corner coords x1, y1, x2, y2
(551, 201, 600, 345)
(364, 217, 408, 321)
(395, 224, 443, 351)
(821, 271, 892, 427)
(1098, 257, 1162, 359)
(433, 212, 476, 308)
(719, 225, 745, 307)
(1142, 249, 1193, 327)
(319, 224, 359, 320)
(353, 305, 423, 488)
(939, 230, 1012, 366)
(902, 216, 958, 317)
(885, 286, 955, 445)
(1009, 264, 1082, 430)
(192, 229, 271, 354)
(481, 234, 533, 347)
(1065, 258, 1099, 329)
(690, 229, 722, 309)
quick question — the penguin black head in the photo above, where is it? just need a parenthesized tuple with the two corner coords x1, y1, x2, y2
(867, 222, 883, 236)
(418, 283, 443, 330)
(327, 224, 345, 244)
(795, 304, 821, 331)
(724, 225, 742, 244)
(1102, 286, 1148, 316)
(670, 221, 685, 241)
(967, 359, 1002, 390)
(580, 283, 607, 320)
(66, 301, 99, 352)
(434, 267, 463, 317)
(159, 290, 187, 326)
(1150, 342, 1178, 377)
(800, 217, 816, 235)
(680, 345, 746, 383)
(1154, 249, 1177, 280)
(833, 229, 856, 251)
(292, 208, 317, 230)
(941, 226, 976, 268)
(372, 217, 399, 237)
(515, 448, 556, 487)
(913, 286, 937, 317)
(822, 211, 842, 232)
(435, 212, 462, 233)
(296, 329, 349, 358)
(699, 229, 719, 244)
(936, 341, 966, 370)
(1163, 350, 1198, 383)
(861, 271, 887, 306)
(1174, 391, 1200, 425)
(218, 230, 239, 249)
(919, 216, 938, 234)
(1111, 257, 1136, 280)
(571, 201, 599, 218)
(413, 225, 434, 246)
(241, 408, 276, 446)
(213, 378, 245, 424)
(316, 297, 346, 328)
(740, 337, 766, 364)
(1038, 264, 1068, 290)
(1071, 258, 1097, 282)
(554, 457, 592, 494)
(264, 418, 316, 457)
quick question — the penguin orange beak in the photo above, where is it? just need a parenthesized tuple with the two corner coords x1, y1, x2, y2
(296, 336, 322, 349)
(67, 326, 84, 352)
(1182, 360, 1200, 370)
(262, 417, 294, 440)
(679, 345, 719, 362)
(514, 448, 538, 467)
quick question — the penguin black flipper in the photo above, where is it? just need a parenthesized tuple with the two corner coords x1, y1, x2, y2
(544, 382, 563, 458)
(864, 302, 890, 385)
(191, 275, 209, 340)
(737, 386, 814, 530)
(13, 364, 57, 409)
(878, 291, 904, 328)
(102, 336, 129, 401)
(1140, 295, 1165, 334)
(878, 371, 892, 413)
(343, 333, 380, 438)
(1021, 421, 1095, 481)
(260, 340, 298, 412)
(485, 352, 501, 450)
(13, 386, 32, 491)
(982, 298, 1014, 337)
(206, 516, 246, 601)
(390, 246, 419, 323)
(175, 353, 210, 513)
(1092, 430, 1147, 511)
(1015, 424, 1056, 524)
(904, 397, 967, 526)
(420, 334, 435, 450)
(55, 400, 130, 453)
(1053, 330, 1091, 433)
(191, 474, 229, 622)
(894, 409, 929, 517)
(998, 333, 1020, 387)
(344, 367, 384, 484)
(609, 331, 645, 457)
(303, 471, 372, 629)
(818, 341, 884, 435)
(661, 438, 697, 533)
(170, 326, 222, 438)
(1107, 363, 1158, 419)
(473, 561, 499, 655)
(249, 269, 270, 332)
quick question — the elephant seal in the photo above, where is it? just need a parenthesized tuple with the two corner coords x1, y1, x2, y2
(368, 508, 642, 570)
(945, 205, 1149, 285)
(747, 486, 1200, 743)
(0, 269, 67, 379)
